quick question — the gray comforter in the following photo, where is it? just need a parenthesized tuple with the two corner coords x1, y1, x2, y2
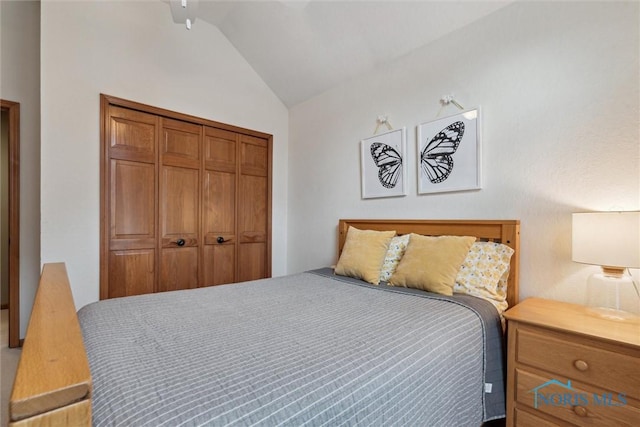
(79, 269, 505, 426)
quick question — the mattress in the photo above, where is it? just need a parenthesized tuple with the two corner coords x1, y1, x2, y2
(78, 268, 506, 426)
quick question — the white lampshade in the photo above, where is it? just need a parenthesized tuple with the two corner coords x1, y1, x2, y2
(572, 211, 640, 269)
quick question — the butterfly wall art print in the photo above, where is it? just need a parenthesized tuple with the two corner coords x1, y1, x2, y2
(417, 108, 481, 194)
(360, 127, 407, 199)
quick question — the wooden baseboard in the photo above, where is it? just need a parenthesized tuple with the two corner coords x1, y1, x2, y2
(1, 303, 8, 310)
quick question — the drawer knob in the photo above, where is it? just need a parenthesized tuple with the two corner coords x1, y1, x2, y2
(573, 406, 588, 417)
(573, 359, 589, 371)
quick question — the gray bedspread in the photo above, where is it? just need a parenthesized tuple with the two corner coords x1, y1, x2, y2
(79, 269, 505, 426)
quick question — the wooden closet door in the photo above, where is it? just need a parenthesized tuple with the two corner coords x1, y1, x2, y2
(159, 118, 201, 292)
(106, 106, 158, 298)
(101, 95, 272, 299)
(238, 134, 270, 282)
(203, 127, 237, 286)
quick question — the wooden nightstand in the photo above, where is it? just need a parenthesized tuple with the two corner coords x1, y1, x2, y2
(503, 298, 640, 427)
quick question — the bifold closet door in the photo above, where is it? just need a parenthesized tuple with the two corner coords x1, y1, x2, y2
(106, 106, 158, 298)
(102, 95, 272, 299)
(238, 134, 269, 282)
(159, 118, 202, 292)
(203, 127, 237, 286)
(202, 130, 270, 285)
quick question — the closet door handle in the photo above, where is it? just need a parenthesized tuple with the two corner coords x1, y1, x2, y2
(176, 238, 186, 246)
(217, 236, 227, 244)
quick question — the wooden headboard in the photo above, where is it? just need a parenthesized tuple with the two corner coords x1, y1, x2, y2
(338, 219, 521, 308)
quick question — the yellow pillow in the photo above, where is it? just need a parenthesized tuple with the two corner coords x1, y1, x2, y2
(388, 233, 476, 295)
(335, 226, 396, 285)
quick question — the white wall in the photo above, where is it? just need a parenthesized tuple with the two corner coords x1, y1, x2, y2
(0, 0, 41, 337)
(41, 1, 289, 314)
(288, 2, 640, 308)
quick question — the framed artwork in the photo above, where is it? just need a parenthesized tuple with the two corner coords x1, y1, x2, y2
(417, 108, 481, 194)
(360, 127, 407, 199)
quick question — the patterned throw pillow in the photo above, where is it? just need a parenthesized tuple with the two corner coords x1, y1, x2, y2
(378, 234, 411, 282)
(453, 241, 514, 313)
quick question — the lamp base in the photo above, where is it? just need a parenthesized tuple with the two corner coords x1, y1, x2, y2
(585, 272, 640, 321)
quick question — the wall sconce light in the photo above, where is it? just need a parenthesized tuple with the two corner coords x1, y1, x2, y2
(572, 211, 640, 320)
(170, 0, 198, 30)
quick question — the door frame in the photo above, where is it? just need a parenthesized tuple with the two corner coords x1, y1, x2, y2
(1, 99, 21, 348)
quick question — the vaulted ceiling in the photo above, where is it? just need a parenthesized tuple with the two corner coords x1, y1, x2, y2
(190, 1, 512, 107)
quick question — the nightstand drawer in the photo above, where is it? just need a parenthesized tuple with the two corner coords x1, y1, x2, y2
(514, 408, 563, 427)
(515, 369, 640, 427)
(515, 327, 640, 400)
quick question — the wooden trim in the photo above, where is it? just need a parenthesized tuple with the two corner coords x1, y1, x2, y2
(338, 219, 521, 307)
(9, 263, 91, 425)
(99, 95, 108, 300)
(100, 94, 271, 140)
(266, 134, 273, 278)
(1, 99, 20, 348)
(1, 303, 8, 310)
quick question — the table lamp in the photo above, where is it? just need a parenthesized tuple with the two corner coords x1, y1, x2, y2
(572, 211, 640, 320)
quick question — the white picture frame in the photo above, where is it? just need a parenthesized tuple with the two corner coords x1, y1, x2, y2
(360, 127, 407, 199)
(417, 108, 481, 194)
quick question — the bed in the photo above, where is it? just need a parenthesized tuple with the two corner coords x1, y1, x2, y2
(9, 219, 520, 426)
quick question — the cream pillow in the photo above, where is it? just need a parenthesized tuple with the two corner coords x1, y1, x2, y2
(378, 234, 411, 283)
(335, 226, 396, 285)
(388, 234, 476, 295)
(454, 241, 514, 313)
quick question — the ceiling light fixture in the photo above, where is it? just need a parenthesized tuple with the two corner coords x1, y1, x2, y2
(170, 0, 198, 30)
